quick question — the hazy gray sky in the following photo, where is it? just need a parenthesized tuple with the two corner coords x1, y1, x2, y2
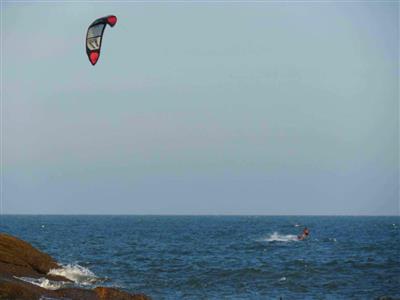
(3, 1, 398, 215)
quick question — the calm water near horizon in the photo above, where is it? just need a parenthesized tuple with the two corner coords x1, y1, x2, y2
(1, 215, 399, 299)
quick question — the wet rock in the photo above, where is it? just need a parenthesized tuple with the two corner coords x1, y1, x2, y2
(94, 287, 149, 300)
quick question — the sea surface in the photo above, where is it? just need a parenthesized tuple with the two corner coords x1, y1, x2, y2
(1, 215, 399, 299)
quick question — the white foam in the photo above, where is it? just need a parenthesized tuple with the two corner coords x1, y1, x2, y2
(14, 276, 68, 290)
(48, 264, 98, 286)
(262, 232, 299, 242)
(279, 277, 287, 281)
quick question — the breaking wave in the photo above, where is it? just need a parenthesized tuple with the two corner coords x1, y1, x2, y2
(14, 276, 69, 290)
(15, 264, 103, 291)
(261, 232, 299, 242)
(48, 264, 99, 286)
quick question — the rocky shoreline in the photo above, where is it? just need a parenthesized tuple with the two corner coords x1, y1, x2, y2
(0, 233, 150, 300)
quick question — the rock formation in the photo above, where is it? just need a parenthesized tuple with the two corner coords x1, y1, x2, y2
(0, 233, 150, 300)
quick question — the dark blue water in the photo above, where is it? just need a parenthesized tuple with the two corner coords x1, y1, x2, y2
(1, 216, 399, 299)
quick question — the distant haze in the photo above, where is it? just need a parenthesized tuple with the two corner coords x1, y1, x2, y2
(2, 2, 399, 215)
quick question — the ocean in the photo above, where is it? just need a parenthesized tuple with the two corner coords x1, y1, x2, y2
(1, 215, 399, 299)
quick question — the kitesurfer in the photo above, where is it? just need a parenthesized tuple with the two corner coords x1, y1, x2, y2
(298, 227, 309, 240)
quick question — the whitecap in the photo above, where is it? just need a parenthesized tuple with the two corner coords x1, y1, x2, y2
(14, 276, 69, 290)
(48, 264, 99, 286)
(261, 232, 299, 242)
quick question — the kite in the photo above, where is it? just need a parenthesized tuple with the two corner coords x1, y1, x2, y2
(86, 15, 117, 66)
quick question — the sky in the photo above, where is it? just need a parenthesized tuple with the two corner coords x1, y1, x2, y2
(2, 1, 399, 215)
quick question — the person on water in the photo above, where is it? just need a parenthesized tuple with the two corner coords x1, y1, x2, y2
(298, 227, 310, 240)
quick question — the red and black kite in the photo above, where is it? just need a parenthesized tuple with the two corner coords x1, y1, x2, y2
(86, 15, 117, 66)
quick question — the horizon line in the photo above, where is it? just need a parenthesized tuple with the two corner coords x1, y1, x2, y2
(1, 213, 399, 217)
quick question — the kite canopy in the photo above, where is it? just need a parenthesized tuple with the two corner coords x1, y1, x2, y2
(86, 15, 117, 66)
